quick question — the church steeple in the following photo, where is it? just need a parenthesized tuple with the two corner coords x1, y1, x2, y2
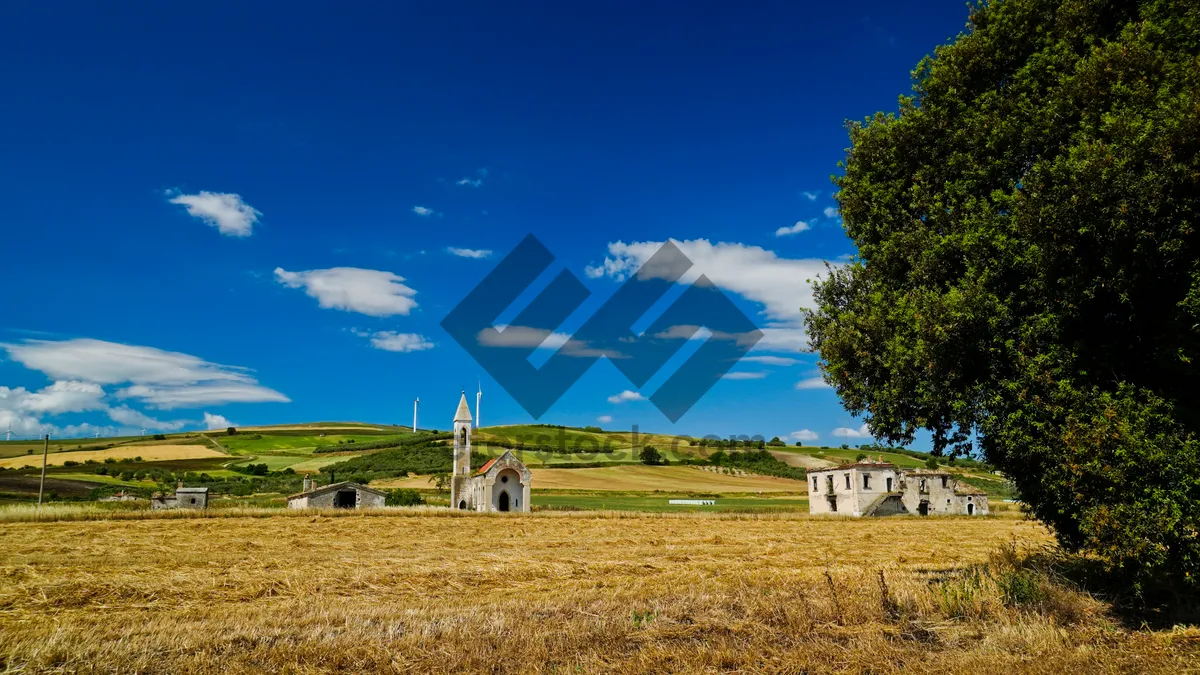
(451, 392, 473, 501)
(454, 392, 473, 423)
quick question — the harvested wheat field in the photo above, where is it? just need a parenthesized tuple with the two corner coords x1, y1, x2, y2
(0, 444, 225, 469)
(0, 509, 1196, 674)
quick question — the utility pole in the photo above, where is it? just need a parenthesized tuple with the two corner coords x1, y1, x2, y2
(37, 433, 49, 508)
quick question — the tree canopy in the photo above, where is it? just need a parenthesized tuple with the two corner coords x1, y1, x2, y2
(807, 0, 1200, 591)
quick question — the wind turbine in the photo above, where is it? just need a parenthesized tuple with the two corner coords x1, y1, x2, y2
(5, 424, 11, 442)
(141, 427, 146, 437)
(475, 380, 482, 429)
(412, 397, 419, 433)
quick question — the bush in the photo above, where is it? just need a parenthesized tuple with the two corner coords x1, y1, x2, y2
(63, 460, 80, 467)
(226, 427, 237, 436)
(153, 434, 166, 441)
(925, 457, 939, 470)
(385, 489, 425, 507)
(855, 453, 867, 462)
(639, 446, 664, 465)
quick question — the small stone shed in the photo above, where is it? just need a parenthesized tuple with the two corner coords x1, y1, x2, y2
(151, 486, 209, 510)
(286, 479, 386, 509)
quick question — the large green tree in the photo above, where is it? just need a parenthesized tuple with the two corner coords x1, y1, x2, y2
(807, 0, 1200, 591)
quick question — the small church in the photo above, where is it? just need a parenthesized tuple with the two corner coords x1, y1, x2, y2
(449, 392, 531, 512)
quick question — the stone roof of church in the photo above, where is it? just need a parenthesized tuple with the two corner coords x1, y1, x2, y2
(476, 458, 498, 475)
(454, 392, 473, 423)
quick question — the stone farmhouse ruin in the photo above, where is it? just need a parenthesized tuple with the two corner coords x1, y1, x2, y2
(286, 477, 385, 509)
(450, 392, 531, 512)
(151, 485, 208, 510)
(807, 458, 988, 517)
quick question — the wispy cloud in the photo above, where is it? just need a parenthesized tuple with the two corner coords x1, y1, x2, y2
(446, 247, 493, 259)
(790, 429, 819, 442)
(606, 390, 644, 404)
(412, 206, 437, 217)
(167, 190, 261, 237)
(795, 376, 829, 390)
(597, 415, 613, 424)
(275, 267, 418, 317)
(741, 355, 799, 366)
(456, 168, 487, 187)
(775, 221, 811, 237)
(107, 404, 186, 431)
(802, 191, 819, 201)
(721, 371, 768, 380)
(832, 423, 871, 438)
(824, 206, 839, 219)
(355, 330, 434, 353)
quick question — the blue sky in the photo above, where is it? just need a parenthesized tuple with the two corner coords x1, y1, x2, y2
(0, 1, 967, 447)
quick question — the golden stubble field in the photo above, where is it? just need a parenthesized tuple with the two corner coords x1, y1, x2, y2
(0, 444, 224, 469)
(0, 510, 1196, 674)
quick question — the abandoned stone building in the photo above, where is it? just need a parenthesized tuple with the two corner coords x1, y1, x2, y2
(449, 392, 531, 512)
(286, 477, 386, 509)
(806, 459, 988, 517)
(151, 485, 209, 510)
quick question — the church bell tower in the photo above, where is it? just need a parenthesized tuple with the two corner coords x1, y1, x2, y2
(450, 392, 473, 508)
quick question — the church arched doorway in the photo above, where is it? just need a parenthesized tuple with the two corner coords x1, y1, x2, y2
(458, 500, 466, 510)
(967, 502, 975, 515)
(498, 491, 510, 512)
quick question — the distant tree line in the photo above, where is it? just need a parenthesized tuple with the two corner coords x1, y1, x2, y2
(312, 432, 453, 454)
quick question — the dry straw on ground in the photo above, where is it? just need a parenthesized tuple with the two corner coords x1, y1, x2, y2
(0, 506, 1196, 673)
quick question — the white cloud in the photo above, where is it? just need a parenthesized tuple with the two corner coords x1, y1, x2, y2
(607, 390, 644, 404)
(0, 338, 289, 411)
(359, 331, 434, 353)
(8, 381, 107, 414)
(795, 376, 830, 390)
(167, 190, 261, 237)
(203, 412, 235, 430)
(116, 383, 289, 409)
(412, 206, 435, 216)
(456, 178, 482, 187)
(476, 325, 607, 357)
(275, 267, 418, 317)
(4, 339, 250, 386)
(587, 239, 836, 354)
(446, 247, 493, 259)
(721, 371, 768, 380)
(832, 423, 871, 438)
(802, 191, 819, 201)
(775, 221, 811, 237)
(741, 355, 799, 366)
(107, 405, 186, 431)
(596, 415, 613, 424)
(790, 429, 819, 442)
(587, 239, 832, 324)
(824, 206, 839, 219)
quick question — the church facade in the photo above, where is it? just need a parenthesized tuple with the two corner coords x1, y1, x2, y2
(449, 393, 531, 512)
